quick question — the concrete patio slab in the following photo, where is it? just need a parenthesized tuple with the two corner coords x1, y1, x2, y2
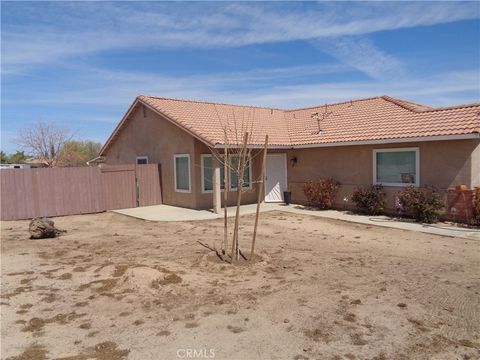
(112, 203, 480, 240)
(283, 205, 480, 241)
(112, 203, 283, 222)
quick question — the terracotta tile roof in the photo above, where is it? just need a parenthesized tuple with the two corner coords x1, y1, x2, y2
(284, 96, 480, 145)
(139, 95, 291, 146)
(101, 95, 480, 153)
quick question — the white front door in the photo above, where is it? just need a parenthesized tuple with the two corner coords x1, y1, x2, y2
(265, 154, 287, 202)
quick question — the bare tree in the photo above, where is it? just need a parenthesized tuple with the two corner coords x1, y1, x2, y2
(210, 106, 264, 263)
(14, 121, 71, 167)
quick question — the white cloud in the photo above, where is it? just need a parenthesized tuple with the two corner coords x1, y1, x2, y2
(2, 1, 479, 72)
(2, 63, 351, 106)
(235, 71, 480, 108)
(312, 37, 406, 80)
(3, 64, 478, 109)
(2, 64, 477, 152)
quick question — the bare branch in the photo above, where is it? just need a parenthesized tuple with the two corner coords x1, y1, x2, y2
(14, 121, 72, 167)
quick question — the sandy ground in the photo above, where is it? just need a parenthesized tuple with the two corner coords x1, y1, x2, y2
(1, 210, 479, 360)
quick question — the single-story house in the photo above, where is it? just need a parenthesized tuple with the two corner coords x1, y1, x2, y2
(99, 95, 480, 213)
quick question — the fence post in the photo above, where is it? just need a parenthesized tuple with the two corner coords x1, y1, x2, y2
(31, 169, 41, 218)
(135, 165, 140, 207)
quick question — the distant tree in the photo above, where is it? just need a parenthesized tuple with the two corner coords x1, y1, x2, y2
(9, 151, 28, 164)
(0, 151, 8, 163)
(14, 121, 71, 167)
(58, 140, 102, 167)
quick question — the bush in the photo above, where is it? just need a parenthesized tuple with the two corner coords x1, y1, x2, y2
(303, 179, 340, 209)
(395, 185, 444, 223)
(351, 185, 386, 215)
(472, 187, 480, 226)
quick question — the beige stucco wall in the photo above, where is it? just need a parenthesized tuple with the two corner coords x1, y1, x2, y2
(284, 139, 479, 210)
(103, 104, 198, 209)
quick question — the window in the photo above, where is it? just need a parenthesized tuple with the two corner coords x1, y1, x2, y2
(201, 155, 225, 193)
(373, 148, 419, 186)
(229, 155, 252, 190)
(174, 154, 191, 192)
(136, 156, 148, 165)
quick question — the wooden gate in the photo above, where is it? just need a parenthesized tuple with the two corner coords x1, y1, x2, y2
(136, 164, 162, 207)
(0, 164, 162, 220)
(101, 165, 137, 210)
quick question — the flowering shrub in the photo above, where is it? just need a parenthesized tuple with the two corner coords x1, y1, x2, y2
(303, 179, 340, 209)
(472, 187, 480, 226)
(396, 185, 444, 223)
(351, 185, 386, 215)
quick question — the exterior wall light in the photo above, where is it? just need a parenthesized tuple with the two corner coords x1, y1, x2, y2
(290, 156, 298, 167)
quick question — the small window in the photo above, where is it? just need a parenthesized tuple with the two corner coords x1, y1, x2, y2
(373, 148, 419, 187)
(136, 156, 148, 165)
(201, 155, 225, 193)
(229, 154, 252, 190)
(174, 154, 191, 192)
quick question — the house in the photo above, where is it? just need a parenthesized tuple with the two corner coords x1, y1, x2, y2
(0, 159, 48, 169)
(0, 164, 35, 169)
(25, 157, 49, 167)
(100, 95, 480, 213)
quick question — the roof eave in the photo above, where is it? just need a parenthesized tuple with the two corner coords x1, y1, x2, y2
(214, 133, 480, 149)
(100, 97, 214, 156)
(289, 133, 480, 149)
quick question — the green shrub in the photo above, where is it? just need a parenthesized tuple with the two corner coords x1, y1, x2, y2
(472, 187, 480, 226)
(395, 185, 444, 223)
(303, 179, 340, 209)
(351, 185, 386, 215)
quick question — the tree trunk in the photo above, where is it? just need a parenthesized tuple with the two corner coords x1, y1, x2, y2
(223, 147, 228, 255)
(230, 132, 249, 263)
(250, 135, 268, 260)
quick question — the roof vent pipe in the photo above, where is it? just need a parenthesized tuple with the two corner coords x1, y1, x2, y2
(310, 112, 321, 134)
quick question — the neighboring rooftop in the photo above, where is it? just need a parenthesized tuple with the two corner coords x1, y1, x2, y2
(101, 95, 480, 153)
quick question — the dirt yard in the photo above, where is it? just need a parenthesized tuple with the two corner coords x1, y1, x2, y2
(1, 211, 479, 360)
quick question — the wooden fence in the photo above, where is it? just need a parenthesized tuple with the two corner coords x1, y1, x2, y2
(0, 164, 162, 220)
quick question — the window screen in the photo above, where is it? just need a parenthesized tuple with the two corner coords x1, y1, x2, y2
(175, 155, 190, 191)
(136, 157, 148, 165)
(229, 155, 251, 189)
(202, 155, 225, 192)
(376, 150, 417, 185)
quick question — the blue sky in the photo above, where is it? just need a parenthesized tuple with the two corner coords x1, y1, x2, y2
(1, 1, 479, 153)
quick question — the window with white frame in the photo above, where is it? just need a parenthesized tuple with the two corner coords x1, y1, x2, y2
(229, 154, 252, 190)
(373, 148, 419, 186)
(174, 154, 191, 192)
(136, 156, 148, 165)
(201, 155, 225, 193)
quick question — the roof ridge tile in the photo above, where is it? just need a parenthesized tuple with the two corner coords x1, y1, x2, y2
(138, 94, 284, 111)
(286, 96, 384, 112)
